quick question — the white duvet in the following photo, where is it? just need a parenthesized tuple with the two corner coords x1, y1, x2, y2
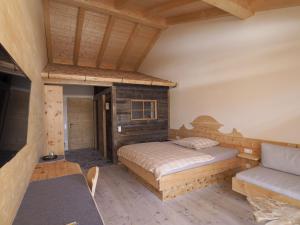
(118, 142, 214, 180)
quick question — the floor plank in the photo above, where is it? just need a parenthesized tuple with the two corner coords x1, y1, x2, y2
(94, 165, 260, 225)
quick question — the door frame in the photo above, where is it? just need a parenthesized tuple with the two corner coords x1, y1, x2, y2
(94, 86, 116, 161)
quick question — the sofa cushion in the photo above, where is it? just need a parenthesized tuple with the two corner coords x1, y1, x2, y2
(236, 166, 300, 200)
(261, 143, 300, 176)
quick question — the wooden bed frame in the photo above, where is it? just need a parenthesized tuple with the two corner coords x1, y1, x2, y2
(120, 156, 241, 200)
(119, 115, 300, 200)
(232, 177, 300, 208)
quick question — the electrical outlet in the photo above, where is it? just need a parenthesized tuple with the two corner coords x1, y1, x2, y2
(244, 148, 253, 154)
(118, 126, 122, 133)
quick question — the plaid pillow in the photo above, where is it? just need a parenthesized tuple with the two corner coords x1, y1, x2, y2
(173, 137, 219, 150)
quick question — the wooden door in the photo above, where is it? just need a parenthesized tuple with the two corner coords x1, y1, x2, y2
(44, 85, 64, 155)
(67, 98, 94, 150)
(96, 94, 107, 158)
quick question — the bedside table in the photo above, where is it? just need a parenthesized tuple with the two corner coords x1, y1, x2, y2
(238, 153, 260, 170)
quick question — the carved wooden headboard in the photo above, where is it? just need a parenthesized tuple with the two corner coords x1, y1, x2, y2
(169, 115, 299, 156)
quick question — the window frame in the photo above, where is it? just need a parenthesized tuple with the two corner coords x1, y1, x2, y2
(130, 99, 157, 121)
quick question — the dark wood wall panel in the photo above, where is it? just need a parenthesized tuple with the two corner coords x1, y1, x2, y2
(112, 84, 169, 162)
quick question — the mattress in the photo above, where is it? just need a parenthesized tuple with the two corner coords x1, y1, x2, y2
(163, 145, 239, 175)
(236, 166, 300, 200)
(118, 141, 238, 179)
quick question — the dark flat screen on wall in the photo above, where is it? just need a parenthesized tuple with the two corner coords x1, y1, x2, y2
(0, 45, 31, 167)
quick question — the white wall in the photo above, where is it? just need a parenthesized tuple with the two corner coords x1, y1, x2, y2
(140, 7, 300, 144)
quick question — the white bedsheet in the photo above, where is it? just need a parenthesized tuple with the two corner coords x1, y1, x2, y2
(118, 142, 214, 180)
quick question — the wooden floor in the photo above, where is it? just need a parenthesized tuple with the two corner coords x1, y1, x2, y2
(95, 165, 261, 225)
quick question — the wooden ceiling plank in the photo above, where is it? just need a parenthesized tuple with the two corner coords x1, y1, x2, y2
(43, 0, 53, 63)
(134, 29, 161, 71)
(166, 8, 229, 25)
(73, 8, 85, 65)
(202, 0, 254, 19)
(144, 0, 198, 16)
(53, 0, 167, 29)
(96, 15, 115, 68)
(116, 23, 139, 70)
(251, 0, 300, 12)
(114, 0, 129, 9)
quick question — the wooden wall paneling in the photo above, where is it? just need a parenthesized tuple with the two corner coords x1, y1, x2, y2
(43, 0, 53, 63)
(0, 0, 48, 224)
(73, 7, 85, 65)
(113, 85, 169, 162)
(49, 1, 78, 65)
(44, 85, 64, 155)
(78, 11, 109, 67)
(100, 19, 136, 70)
(96, 15, 115, 68)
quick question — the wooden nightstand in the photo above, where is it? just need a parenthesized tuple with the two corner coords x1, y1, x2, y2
(238, 153, 260, 170)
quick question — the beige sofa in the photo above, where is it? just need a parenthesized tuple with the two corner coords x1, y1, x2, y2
(232, 143, 300, 208)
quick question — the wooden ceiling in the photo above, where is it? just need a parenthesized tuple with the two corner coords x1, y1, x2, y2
(44, 0, 300, 72)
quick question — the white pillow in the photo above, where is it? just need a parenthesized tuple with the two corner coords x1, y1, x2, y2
(173, 137, 219, 150)
(261, 143, 300, 176)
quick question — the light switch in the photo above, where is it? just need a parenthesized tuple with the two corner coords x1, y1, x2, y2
(118, 126, 122, 133)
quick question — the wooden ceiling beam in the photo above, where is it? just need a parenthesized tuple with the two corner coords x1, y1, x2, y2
(251, 0, 300, 12)
(134, 29, 161, 71)
(202, 0, 254, 19)
(53, 0, 167, 29)
(43, 0, 53, 63)
(43, 64, 177, 87)
(116, 23, 139, 70)
(96, 15, 115, 68)
(144, 0, 198, 16)
(166, 8, 229, 25)
(73, 8, 85, 65)
(114, 0, 129, 10)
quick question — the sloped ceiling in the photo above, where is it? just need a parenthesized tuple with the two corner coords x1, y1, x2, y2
(43, 0, 300, 72)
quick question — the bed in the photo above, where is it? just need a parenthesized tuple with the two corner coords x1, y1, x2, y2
(118, 141, 241, 200)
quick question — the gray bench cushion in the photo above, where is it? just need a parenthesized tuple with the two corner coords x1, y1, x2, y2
(262, 143, 300, 176)
(236, 166, 300, 200)
(13, 174, 104, 225)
